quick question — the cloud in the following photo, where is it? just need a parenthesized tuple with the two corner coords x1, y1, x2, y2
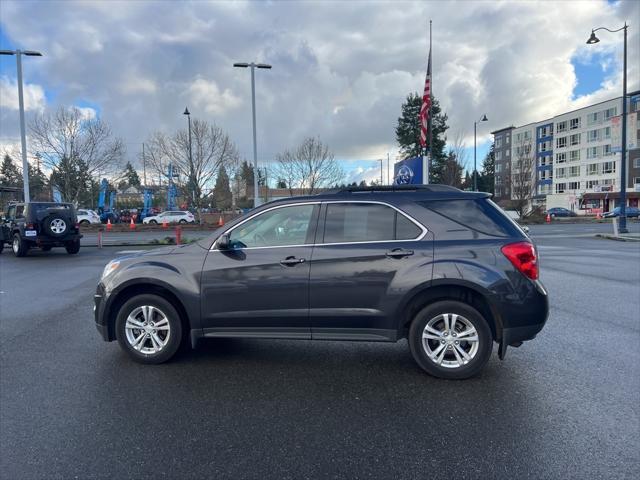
(0, 0, 637, 186)
(187, 77, 242, 115)
(0, 76, 46, 112)
(76, 106, 97, 121)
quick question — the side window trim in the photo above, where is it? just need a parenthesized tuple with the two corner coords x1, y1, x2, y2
(317, 200, 427, 246)
(211, 202, 321, 250)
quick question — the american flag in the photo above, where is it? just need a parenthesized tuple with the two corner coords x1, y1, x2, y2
(419, 47, 432, 149)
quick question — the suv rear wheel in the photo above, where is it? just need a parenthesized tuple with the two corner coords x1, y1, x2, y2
(12, 233, 29, 257)
(409, 300, 492, 379)
(44, 215, 68, 237)
(65, 239, 80, 254)
(115, 294, 182, 364)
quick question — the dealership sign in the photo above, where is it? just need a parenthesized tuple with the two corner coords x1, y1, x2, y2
(611, 113, 638, 153)
(393, 156, 428, 185)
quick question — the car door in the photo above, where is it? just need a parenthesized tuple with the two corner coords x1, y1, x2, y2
(309, 201, 429, 341)
(200, 202, 320, 338)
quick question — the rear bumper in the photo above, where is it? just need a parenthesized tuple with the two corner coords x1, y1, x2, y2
(24, 233, 83, 245)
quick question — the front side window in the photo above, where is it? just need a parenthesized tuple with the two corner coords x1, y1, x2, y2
(229, 204, 316, 248)
(322, 203, 421, 243)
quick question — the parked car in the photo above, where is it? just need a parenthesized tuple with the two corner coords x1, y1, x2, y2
(1, 202, 82, 256)
(94, 185, 548, 379)
(603, 206, 640, 218)
(77, 209, 101, 225)
(100, 211, 119, 224)
(546, 207, 577, 218)
(142, 210, 195, 225)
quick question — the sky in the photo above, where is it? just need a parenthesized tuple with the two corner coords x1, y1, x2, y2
(0, 0, 638, 187)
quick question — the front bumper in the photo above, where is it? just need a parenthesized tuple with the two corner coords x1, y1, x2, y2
(94, 283, 111, 341)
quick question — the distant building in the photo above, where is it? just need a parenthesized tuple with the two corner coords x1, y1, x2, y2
(493, 91, 640, 213)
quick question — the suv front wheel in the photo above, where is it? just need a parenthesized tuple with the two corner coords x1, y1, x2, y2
(409, 300, 492, 379)
(12, 233, 29, 257)
(115, 294, 182, 364)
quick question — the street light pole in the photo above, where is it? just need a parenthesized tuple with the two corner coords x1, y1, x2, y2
(234, 62, 272, 208)
(587, 24, 628, 233)
(183, 107, 194, 215)
(473, 114, 488, 191)
(0, 49, 43, 202)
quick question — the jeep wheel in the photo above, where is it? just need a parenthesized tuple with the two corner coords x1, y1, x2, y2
(44, 216, 68, 237)
(12, 233, 29, 257)
(65, 239, 81, 254)
(116, 294, 182, 364)
(409, 300, 492, 380)
(0, 242, 4, 254)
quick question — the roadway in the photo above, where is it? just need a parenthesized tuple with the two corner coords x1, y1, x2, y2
(1, 225, 638, 478)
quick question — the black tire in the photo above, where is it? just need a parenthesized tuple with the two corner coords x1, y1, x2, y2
(65, 239, 80, 254)
(115, 294, 183, 364)
(43, 215, 69, 237)
(149, 219, 157, 225)
(79, 219, 90, 225)
(12, 233, 29, 257)
(408, 300, 493, 380)
(41, 245, 53, 252)
(179, 219, 187, 224)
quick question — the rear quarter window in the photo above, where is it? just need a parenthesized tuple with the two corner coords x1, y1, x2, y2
(418, 199, 521, 237)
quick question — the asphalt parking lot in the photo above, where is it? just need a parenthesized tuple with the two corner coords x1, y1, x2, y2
(1, 227, 639, 479)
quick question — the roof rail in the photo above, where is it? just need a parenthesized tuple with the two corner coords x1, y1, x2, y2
(330, 185, 462, 194)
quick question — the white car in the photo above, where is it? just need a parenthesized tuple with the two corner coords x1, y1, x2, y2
(142, 210, 196, 225)
(77, 209, 101, 225)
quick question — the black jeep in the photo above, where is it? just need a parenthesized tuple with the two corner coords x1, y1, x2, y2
(0, 202, 82, 257)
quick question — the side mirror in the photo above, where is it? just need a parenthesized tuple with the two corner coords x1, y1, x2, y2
(217, 233, 230, 250)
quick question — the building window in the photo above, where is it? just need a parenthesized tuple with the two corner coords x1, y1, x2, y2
(587, 180, 599, 189)
(506, 134, 510, 144)
(556, 152, 566, 163)
(587, 146, 600, 159)
(496, 137, 502, 148)
(569, 150, 580, 162)
(602, 161, 615, 174)
(634, 177, 640, 186)
(634, 158, 640, 168)
(570, 133, 580, 146)
(569, 181, 580, 190)
(603, 144, 612, 156)
(570, 117, 581, 130)
(587, 112, 600, 125)
(556, 121, 567, 133)
(556, 183, 566, 193)
(604, 107, 617, 120)
(496, 163, 503, 173)
(556, 167, 566, 178)
(604, 126, 611, 139)
(602, 178, 614, 186)
(587, 129, 599, 142)
(587, 163, 599, 175)
(556, 137, 567, 149)
(496, 150, 502, 161)
(506, 149, 510, 157)
(569, 166, 580, 177)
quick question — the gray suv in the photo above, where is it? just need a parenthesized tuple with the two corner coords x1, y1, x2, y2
(94, 186, 548, 379)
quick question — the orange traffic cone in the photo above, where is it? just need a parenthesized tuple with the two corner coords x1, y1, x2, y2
(130, 218, 136, 230)
(162, 218, 168, 229)
(546, 213, 551, 223)
(107, 218, 112, 231)
(217, 215, 224, 227)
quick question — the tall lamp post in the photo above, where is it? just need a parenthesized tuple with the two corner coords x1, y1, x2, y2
(183, 107, 194, 215)
(474, 114, 488, 191)
(587, 24, 628, 233)
(0, 49, 43, 202)
(233, 62, 272, 208)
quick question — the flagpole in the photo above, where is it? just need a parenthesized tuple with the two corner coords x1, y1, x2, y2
(428, 19, 433, 184)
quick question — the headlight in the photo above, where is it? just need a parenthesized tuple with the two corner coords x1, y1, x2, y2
(101, 260, 120, 279)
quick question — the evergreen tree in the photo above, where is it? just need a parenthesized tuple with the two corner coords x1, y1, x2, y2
(359, 180, 367, 187)
(479, 142, 495, 193)
(462, 171, 472, 190)
(276, 178, 287, 189)
(395, 93, 449, 183)
(0, 154, 22, 187)
(28, 163, 48, 200)
(213, 165, 232, 210)
(122, 161, 141, 188)
(49, 155, 92, 203)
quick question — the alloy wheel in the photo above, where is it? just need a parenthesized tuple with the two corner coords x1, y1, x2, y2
(50, 218, 66, 234)
(124, 305, 171, 355)
(421, 313, 480, 369)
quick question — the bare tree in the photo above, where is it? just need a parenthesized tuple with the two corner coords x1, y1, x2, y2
(274, 137, 343, 195)
(144, 119, 239, 213)
(440, 150, 464, 188)
(29, 106, 124, 178)
(511, 137, 535, 219)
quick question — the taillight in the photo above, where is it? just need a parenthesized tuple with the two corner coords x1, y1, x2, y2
(26, 223, 35, 229)
(501, 242, 538, 280)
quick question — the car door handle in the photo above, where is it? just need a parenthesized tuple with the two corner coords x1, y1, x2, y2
(280, 256, 306, 266)
(386, 248, 414, 259)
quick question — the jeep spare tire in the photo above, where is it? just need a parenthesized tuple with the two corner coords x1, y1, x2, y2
(44, 216, 68, 237)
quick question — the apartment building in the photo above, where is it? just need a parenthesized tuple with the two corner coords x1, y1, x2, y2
(491, 126, 513, 201)
(493, 92, 640, 213)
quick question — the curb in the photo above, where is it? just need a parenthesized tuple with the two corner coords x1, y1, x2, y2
(595, 234, 640, 242)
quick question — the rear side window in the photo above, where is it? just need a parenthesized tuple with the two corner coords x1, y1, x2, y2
(419, 199, 519, 237)
(323, 203, 422, 243)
